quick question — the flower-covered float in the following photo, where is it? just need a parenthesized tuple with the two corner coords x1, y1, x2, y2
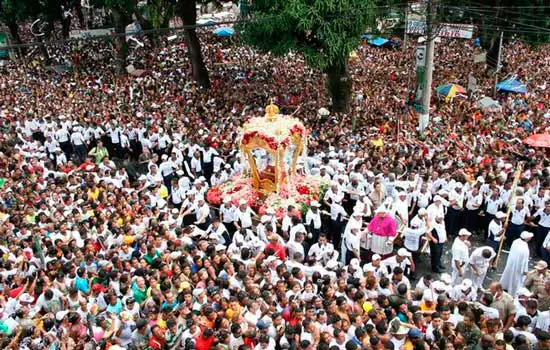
(206, 101, 329, 219)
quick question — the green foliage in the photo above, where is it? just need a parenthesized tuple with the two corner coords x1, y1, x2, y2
(0, 0, 36, 23)
(237, 0, 377, 70)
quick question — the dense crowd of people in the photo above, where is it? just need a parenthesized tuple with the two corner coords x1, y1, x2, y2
(0, 17, 548, 350)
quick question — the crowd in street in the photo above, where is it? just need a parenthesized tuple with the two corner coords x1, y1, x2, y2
(0, 22, 548, 350)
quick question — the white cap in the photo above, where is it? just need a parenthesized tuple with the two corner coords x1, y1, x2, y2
(458, 228, 472, 236)
(239, 199, 247, 205)
(397, 248, 411, 257)
(56, 310, 70, 321)
(375, 205, 388, 214)
(363, 265, 376, 273)
(161, 154, 168, 160)
(215, 244, 226, 252)
(433, 195, 443, 202)
(223, 197, 232, 204)
(192, 288, 205, 298)
(440, 273, 452, 285)
(171, 208, 179, 214)
(495, 211, 506, 219)
(310, 200, 320, 207)
(372, 254, 381, 261)
(520, 231, 534, 240)
(454, 182, 463, 189)
(432, 281, 447, 292)
(461, 279, 473, 290)
(350, 258, 360, 269)
(326, 260, 340, 270)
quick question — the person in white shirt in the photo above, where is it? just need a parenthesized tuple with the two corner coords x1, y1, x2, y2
(308, 233, 338, 265)
(465, 246, 496, 290)
(533, 201, 550, 258)
(486, 210, 506, 251)
(465, 186, 483, 234)
(220, 197, 237, 237)
(159, 154, 175, 192)
(451, 229, 472, 285)
(450, 279, 477, 302)
(202, 144, 218, 181)
(189, 150, 203, 177)
(235, 199, 255, 230)
(194, 196, 211, 230)
(330, 198, 348, 250)
(402, 217, 425, 280)
(507, 198, 530, 245)
(484, 188, 503, 240)
(55, 125, 71, 158)
(70, 128, 87, 163)
(305, 200, 322, 242)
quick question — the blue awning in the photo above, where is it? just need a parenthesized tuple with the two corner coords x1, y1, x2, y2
(496, 78, 527, 94)
(368, 37, 389, 47)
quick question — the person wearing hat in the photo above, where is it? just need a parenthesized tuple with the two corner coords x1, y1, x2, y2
(219, 197, 237, 239)
(524, 260, 550, 294)
(305, 200, 322, 242)
(368, 205, 397, 258)
(484, 188, 504, 240)
(427, 195, 446, 227)
(451, 229, 472, 284)
(501, 231, 533, 297)
(487, 211, 507, 252)
(450, 278, 477, 302)
(158, 153, 176, 193)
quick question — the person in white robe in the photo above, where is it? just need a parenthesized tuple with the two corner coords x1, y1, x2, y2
(464, 246, 496, 291)
(501, 231, 534, 297)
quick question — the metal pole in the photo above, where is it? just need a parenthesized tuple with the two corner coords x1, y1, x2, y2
(420, 0, 436, 135)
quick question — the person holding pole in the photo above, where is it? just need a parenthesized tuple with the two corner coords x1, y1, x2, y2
(487, 211, 506, 253)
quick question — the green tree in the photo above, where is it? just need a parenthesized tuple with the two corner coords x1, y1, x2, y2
(0, 0, 33, 46)
(93, 0, 135, 74)
(238, 0, 377, 113)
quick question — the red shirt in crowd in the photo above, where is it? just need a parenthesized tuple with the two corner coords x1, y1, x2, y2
(264, 243, 286, 261)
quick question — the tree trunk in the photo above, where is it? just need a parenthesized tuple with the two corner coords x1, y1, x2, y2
(179, 0, 210, 89)
(62, 17, 71, 38)
(112, 8, 129, 75)
(75, 0, 85, 28)
(6, 21, 24, 57)
(325, 60, 351, 113)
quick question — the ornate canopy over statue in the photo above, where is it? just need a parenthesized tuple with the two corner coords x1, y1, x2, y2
(239, 101, 306, 194)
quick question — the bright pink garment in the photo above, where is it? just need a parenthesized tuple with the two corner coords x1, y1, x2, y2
(368, 216, 397, 237)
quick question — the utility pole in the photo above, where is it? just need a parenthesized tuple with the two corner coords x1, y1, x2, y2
(419, 0, 436, 135)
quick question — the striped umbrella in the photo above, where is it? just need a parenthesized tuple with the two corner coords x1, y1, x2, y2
(436, 84, 467, 99)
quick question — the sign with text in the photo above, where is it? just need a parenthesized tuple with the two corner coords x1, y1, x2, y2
(69, 28, 115, 40)
(406, 22, 474, 39)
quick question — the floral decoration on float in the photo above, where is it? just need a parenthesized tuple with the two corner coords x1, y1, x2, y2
(206, 100, 329, 220)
